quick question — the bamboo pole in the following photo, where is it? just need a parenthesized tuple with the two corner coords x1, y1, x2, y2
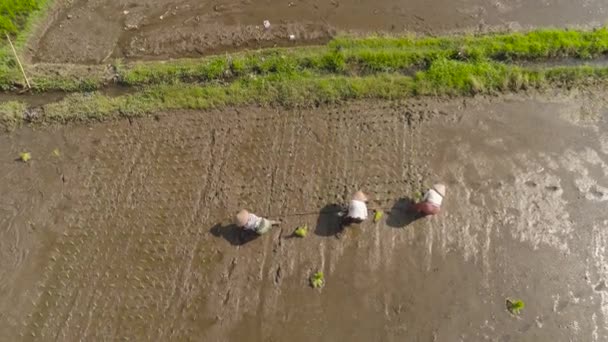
(5, 33, 31, 89)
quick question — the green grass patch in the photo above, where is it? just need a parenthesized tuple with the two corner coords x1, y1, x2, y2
(1, 0, 53, 84)
(28, 63, 110, 92)
(0, 100, 26, 131)
(0, 0, 42, 36)
(331, 28, 608, 60)
(0, 0, 53, 90)
(414, 59, 543, 95)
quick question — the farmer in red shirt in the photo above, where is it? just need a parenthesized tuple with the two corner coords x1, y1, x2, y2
(412, 184, 446, 216)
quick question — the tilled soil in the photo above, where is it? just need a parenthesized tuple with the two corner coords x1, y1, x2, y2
(31, 0, 608, 63)
(1, 93, 608, 340)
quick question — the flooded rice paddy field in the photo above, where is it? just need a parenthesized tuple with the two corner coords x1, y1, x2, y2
(1, 91, 608, 340)
(32, 0, 608, 63)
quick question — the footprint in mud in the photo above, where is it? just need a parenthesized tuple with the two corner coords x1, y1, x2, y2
(594, 280, 608, 292)
(274, 265, 282, 285)
(545, 185, 560, 192)
(590, 186, 606, 199)
(526, 181, 561, 192)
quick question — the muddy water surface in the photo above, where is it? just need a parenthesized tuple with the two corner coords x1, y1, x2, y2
(33, 0, 608, 63)
(1, 93, 608, 340)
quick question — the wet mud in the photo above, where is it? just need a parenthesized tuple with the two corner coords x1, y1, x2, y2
(1, 91, 608, 340)
(32, 0, 608, 63)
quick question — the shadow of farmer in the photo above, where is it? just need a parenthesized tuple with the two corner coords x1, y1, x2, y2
(386, 197, 422, 228)
(210, 223, 259, 246)
(314, 203, 345, 237)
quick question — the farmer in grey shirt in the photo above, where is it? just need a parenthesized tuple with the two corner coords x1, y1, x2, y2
(235, 209, 281, 235)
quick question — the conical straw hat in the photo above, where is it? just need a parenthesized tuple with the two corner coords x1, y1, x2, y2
(235, 209, 250, 227)
(353, 190, 368, 202)
(433, 184, 446, 197)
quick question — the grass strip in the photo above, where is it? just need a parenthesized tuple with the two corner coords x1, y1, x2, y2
(4, 61, 608, 131)
(41, 74, 416, 123)
(117, 28, 608, 86)
(2, 28, 608, 91)
(26, 63, 113, 92)
(332, 28, 608, 60)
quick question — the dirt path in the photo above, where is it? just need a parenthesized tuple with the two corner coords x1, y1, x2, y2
(1, 92, 608, 340)
(32, 0, 608, 63)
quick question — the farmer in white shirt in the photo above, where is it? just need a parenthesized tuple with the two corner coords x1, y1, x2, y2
(235, 209, 280, 235)
(412, 184, 446, 216)
(342, 190, 369, 226)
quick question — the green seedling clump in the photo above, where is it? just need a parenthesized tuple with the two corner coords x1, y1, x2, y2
(506, 299, 525, 315)
(294, 225, 308, 238)
(310, 271, 325, 288)
(412, 190, 423, 203)
(19, 152, 31, 162)
(373, 210, 384, 223)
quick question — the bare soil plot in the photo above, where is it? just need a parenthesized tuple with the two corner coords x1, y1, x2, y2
(1, 93, 608, 340)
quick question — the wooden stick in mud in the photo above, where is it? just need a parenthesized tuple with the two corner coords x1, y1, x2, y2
(5, 33, 31, 89)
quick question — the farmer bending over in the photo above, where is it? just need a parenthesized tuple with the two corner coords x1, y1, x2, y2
(342, 190, 369, 226)
(412, 184, 446, 216)
(235, 209, 280, 235)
